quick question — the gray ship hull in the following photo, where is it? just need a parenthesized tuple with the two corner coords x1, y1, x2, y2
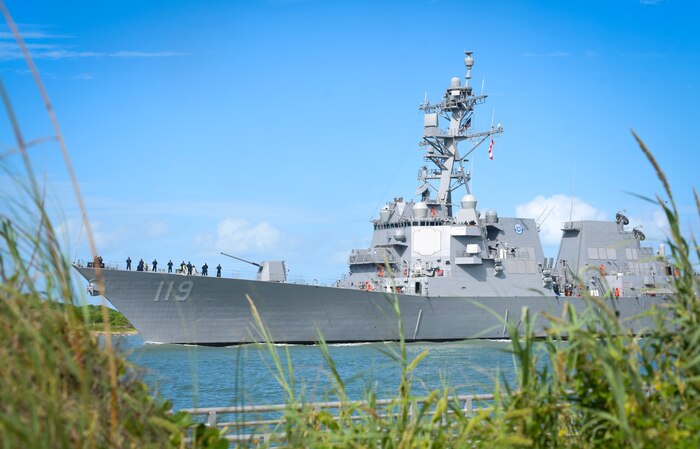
(75, 267, 665, 345)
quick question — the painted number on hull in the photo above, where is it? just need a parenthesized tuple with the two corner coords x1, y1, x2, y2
(154, 281, 193, 301)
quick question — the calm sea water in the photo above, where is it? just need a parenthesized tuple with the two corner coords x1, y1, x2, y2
(113, 335, 519, 411)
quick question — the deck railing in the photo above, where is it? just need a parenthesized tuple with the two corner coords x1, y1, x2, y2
(73, 259, 339, 286)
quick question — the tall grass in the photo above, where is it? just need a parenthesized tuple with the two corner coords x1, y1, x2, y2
(1, 186, 161, 448)
(0, 176, 233, 448)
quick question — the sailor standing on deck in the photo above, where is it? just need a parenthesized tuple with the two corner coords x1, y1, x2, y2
(167, 260, 173, 273)
(126, 257, 131, 270)
(216, 264, 222, 277)
(180, 261, 186, 274)
(152, 259, 158, 272)
(202, 263, 208, 276)
(187, 261, 192, 275)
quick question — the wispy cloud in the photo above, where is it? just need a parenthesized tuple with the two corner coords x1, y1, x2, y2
(584, 49, 599, 58)
(0, 47, 190, 61)
(45, 49, 187, 60)
(640, 0, 663, 5)
(0, 28, 72, 40)
(0, 23, 188, 61)
(0, 41, 60, 50)
(521, 51, 570, 58)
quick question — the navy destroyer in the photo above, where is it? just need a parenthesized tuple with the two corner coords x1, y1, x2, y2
(74, 53, 673, 345)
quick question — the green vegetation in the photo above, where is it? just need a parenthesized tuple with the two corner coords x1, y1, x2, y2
(0, 174, 227, 449)
(57, 303, 135, 332)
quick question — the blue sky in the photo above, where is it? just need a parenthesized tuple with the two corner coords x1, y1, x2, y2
(1, 0, 699, 293)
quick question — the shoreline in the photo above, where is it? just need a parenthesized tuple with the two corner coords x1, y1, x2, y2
(90, 329, 139, 336)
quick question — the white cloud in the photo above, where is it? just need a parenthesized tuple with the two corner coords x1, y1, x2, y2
(515, 194, 607, 246)
(204, 218, 281, 254)
(652, 209, 667, 229)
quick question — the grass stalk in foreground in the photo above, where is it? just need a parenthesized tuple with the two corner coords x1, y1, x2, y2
(0, 162, 232, 448)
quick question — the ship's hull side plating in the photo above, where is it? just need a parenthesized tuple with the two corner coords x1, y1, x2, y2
(75, 267, 665, 345)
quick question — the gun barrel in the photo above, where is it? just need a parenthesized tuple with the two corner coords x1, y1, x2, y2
(220, 252, 262, 268)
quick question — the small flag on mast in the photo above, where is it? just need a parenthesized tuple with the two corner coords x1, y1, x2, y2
(460, 115, 472, 132)
(488, 139, 494, 160)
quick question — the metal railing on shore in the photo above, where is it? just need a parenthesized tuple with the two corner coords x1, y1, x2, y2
(178, 392, 495, 444)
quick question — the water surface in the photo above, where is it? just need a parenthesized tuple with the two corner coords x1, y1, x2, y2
(114, 335, 519, 410)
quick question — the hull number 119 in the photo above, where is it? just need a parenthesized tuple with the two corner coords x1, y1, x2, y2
(154, 280, 193, 301)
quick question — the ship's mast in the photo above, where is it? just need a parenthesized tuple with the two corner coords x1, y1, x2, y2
(418, 52, 503, 217)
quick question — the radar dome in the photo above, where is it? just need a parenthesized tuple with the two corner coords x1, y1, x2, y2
(484, 210, 498, 224)
(394, 229, 406, 242)
(450, 77, 461, 88)
(460, 194, 477, 209)
(464, 54, 474, 68)
(413, 202, 429, 219)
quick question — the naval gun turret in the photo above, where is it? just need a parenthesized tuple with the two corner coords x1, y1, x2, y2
(221, 252, 287, 282)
